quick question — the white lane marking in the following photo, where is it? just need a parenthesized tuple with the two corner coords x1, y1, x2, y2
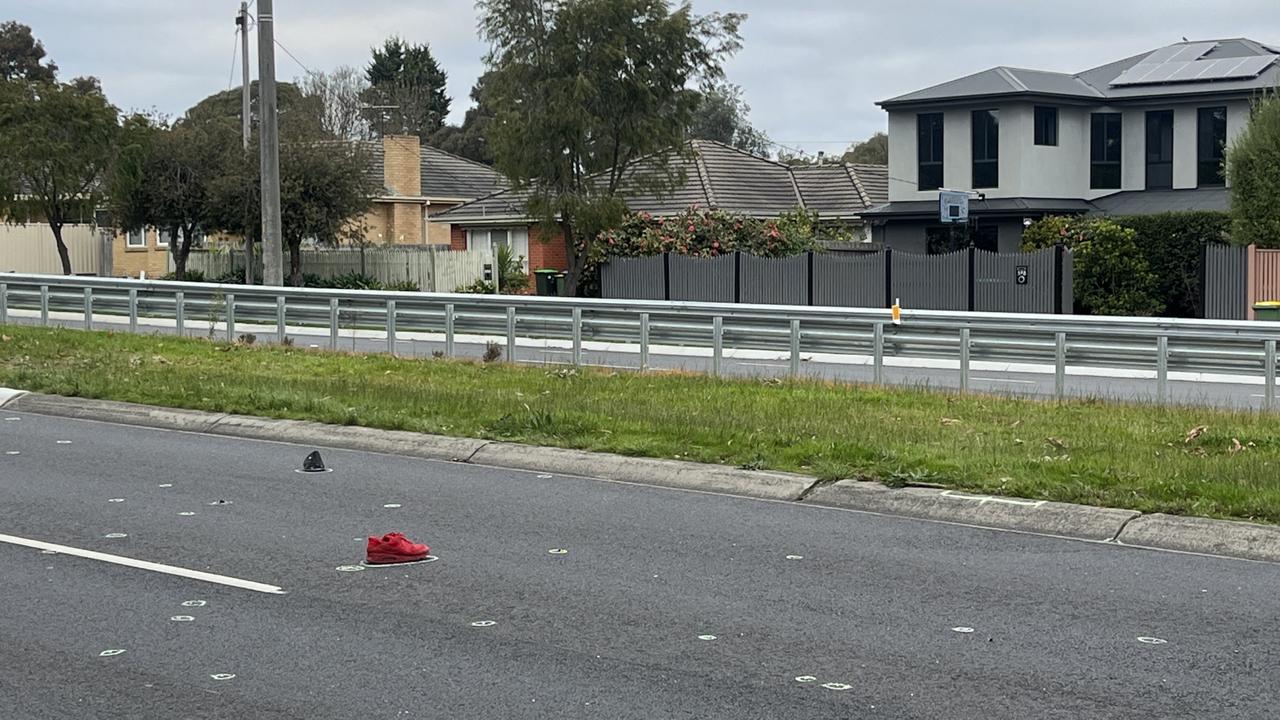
(99, 649, 126, 657)
(0, 533, 286, 594)
(971, 377, 1038, 385)
(1138, 637, 1168, 645)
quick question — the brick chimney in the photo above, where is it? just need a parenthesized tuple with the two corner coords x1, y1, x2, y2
(381, 134, 424, 245)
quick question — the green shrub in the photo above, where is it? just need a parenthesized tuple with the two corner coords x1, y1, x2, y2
(161, 269, 206, 283)
(496, 244, 530, 293)
(455, 279, 496, 294)
(1113, 211, 1231, 318)
(1228, 89, 1280, 248)
(1023, 216, 1163, 316)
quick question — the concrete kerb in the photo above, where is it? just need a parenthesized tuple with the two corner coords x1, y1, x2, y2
(4, 390, 1280, 563)
(804, 481, 1140, 543)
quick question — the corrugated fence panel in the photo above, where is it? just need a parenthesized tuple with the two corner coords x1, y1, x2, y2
(0, 224, 101, 275)
(975, 247, 1057, 314)
(669, 255, 734, 303)
(739, 254, 809, 305)
(891, 250, 967, 311)
(431, 248, 493, 293)
(1061, 249, 1074, 315)
(602, 255, 665, 300)
(812, 252, 885, 308)
(1203, 243, 1248, 320)
(1253, 248, 1280, 306)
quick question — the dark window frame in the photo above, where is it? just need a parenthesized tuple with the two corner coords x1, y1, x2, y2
(917, 112, 944, 191)
(1145, 109, 1174, 191)
(1034, 106, 1058, 146)
(971, 109, 999, 189)
(1090, 112, 1122, 190)
(1197, 106, 1227, 187)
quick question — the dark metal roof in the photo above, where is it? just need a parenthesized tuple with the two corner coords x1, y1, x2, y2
(880, 38, 1279, 108)
(1090, 187, 1229, 215)
(436, 140, 888, 225)
(862, 198, 1097, 219)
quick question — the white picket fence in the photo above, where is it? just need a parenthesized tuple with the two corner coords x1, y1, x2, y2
(183, 246, 496, 292)
(0, 224, 106, 275)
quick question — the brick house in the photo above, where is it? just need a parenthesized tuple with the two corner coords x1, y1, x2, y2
(434, 139, 888, 274)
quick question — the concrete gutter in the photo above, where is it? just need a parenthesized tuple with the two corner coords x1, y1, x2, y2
(3, 390, 1278, 563)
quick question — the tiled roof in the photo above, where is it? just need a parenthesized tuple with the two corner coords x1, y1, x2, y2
(436, 140, 887, 224)
(421, 146, 506, 200)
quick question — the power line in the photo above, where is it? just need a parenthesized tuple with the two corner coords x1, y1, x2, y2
(274, 38, 316, 77)
(227, 28, 240, 90)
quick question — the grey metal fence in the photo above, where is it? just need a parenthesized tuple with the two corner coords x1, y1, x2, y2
(1203, 243, 1249, 320)
(604, 248, 1071, 313)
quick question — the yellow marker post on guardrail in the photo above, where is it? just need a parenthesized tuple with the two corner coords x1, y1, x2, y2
(892, 298, 902, 326)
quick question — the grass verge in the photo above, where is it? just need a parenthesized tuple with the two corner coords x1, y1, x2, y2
(2, 325, 1279, 524)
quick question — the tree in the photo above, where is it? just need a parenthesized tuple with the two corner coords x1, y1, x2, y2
(362, 38, 450, 139)
(688, 82, 770, 157)
(110, 114, 240, 280)
(0, 21, 56, 83)
(299, 66, 372, 141)
(479, 0, 744, 295)
(207, 139, 376, 287)
(186, 81, 326, 140)
(428, 73, 497, 164)
(0, 79, 117, 274)
(1228, 89, 1280, 248)
(843, 132, 888, 165)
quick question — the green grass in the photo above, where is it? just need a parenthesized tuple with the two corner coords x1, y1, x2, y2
(3, 324, 1280, 524)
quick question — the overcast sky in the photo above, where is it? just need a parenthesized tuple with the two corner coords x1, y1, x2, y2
(6, 1, 1279, 156)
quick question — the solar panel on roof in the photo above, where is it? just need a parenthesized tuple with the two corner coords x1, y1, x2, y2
(1111, 63, 1162, 85)
(1142, 41, 1217, 64)
(1111, 52, 1276, 86)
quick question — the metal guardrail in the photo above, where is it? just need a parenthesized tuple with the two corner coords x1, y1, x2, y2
(2, 273, 1278, 408)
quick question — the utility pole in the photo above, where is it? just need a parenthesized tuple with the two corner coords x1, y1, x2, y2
(257, 0, 284, 286)
(236, 2, 254, 284)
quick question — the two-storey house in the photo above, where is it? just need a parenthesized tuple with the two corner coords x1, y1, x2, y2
(863, 38, 1279, 254)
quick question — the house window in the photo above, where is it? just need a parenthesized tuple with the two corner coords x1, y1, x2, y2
(156, 229, 173, 248)
(1145, 110, 1174, 190)
(917, 113, 944, 191)
(467, 227, 530, 270)
(1090, 113, 1122, 190)
(1034, 106, 1058, 146)
(1197, 106, 1227, 187)
(126, 229, 146, 248)
(971, 109, 999, 189)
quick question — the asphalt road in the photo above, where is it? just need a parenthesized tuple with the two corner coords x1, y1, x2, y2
(10, 310, 1273, 410)
(2, 413, 1279, 719)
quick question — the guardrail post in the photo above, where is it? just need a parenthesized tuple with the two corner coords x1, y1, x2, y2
(329, 298, 339, 351)
(712, 316, 723, 376)
(1055, 332, 1066, 401)
(506, 307, 516, 361)
(385, 299, 397, 355)
(873, 322, 885, 385)
(1156, 336, 1169, 405)
(175, 291, 184, 337)
(277, 296, 287, 344)
(225, 292, 235, 341)
(959, 328, 971, 393)
(789, 319, 801, 377)
(1266, 340, 1277, 412)
(445, 303, 455, 357)
(640, 312, 650, 372)
(571, 307, 583, 367)
(39, 285, 48, 325)
(82, 288, 92, 330)
(128, 288, 138, 333)
(0, 283, 6, 324)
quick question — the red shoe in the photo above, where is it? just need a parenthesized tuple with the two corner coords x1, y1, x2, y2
(366, 532, 430, 564)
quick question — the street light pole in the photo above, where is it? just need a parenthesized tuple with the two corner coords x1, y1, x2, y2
(257, 0, 284, 286)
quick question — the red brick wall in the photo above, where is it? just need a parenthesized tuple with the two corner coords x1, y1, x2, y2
(528, 224, 568, 272)
(450, 225, 467, 251)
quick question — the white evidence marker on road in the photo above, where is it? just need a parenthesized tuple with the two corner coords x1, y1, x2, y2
(548, 548, 569, 555)
(104, 533, 128, 539)
(537, 474, 554, 479)
(5, 451, 19, 456)
(470, 620, 497, 628)
(107, 498, 125, 503)
(4, 417, 19, 422)
(383, 504, 402, 509)
(952, 627, 975, 634)
(210, 674, 236, 681)
(822, 683, 853, 691)
(170, 615, 195, 622)
(99, 649, 127, 657)
(336, 565, 365, 573)
(785, 555, 804, 561)
(182, 600, 207, 608)
(1138, 637, 1168, 645)
(794, 676, 818, 684)
(697, 635, 717, 641)
(158, 484, 173, 488)
(0, 533, 286, 595)
(56, 440, 72, 445)
(178, 512, 196, 517)
(41, 549, 57, 555)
